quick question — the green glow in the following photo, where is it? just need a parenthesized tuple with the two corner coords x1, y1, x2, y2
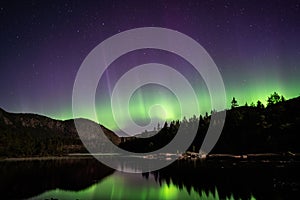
(30, 172, 256, 200)
(222, 63, 300, 108)
(128, 85, 182, 126)
(43, 72, 300, 133)
(225, 77, 300, 108)
(159, 183, 178, 199)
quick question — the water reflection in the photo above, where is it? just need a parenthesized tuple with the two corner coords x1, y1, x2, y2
(0, 157, 299, 199)
(150, 159, 300, 200)
(32, 172, 235, 200)
(0, 158, 114, 199)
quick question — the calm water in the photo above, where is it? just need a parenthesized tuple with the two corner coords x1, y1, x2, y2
(0, 157, 299, 199)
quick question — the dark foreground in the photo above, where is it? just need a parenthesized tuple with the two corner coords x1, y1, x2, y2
(0, 155, 299, 200)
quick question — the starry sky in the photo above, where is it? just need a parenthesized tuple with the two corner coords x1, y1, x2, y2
(1, 0, 300, 133)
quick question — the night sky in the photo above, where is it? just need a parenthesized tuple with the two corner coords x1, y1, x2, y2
(1, 0, 300, 133)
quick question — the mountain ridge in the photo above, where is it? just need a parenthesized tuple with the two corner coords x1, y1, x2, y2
(0, 108, 121, 157)
(1, 95, 300, 157)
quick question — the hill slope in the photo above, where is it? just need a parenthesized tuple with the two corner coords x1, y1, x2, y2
(120, 96, 300, 154)
(0, 109, 120, 157)
(1, 96, 300, 157)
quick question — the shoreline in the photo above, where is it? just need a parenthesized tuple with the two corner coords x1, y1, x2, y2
(0, 155, 94, 162)
(180, 151, 299, 159)
(1, 152, 299, 162)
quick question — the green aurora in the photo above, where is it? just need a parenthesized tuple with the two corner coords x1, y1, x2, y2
(47, 78, 299, 133)
(1, 0, 300, 136)
(31, 172, 256, 200)
(40, 88, 298, 135)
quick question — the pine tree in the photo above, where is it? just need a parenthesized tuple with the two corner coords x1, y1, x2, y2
(231, 97, 238, 108)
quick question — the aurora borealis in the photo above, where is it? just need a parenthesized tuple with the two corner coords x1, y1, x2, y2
(31, 171, 256, 200)
(1, 0, 300, 134)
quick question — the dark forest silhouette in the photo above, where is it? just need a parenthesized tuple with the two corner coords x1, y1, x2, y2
(1, 92, 300, 157)
(120, 92, 300, 154)
(144, 157, 300, 200)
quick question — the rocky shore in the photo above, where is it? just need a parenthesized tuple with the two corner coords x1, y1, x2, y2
(179, 151, 300, 161)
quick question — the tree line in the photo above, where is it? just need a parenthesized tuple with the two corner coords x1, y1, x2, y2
(120, 92, 300, 154)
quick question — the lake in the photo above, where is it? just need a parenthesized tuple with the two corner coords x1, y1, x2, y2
(0, 156, 299, 199)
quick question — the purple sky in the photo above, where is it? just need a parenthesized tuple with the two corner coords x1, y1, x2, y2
(0, 0, 300, 128)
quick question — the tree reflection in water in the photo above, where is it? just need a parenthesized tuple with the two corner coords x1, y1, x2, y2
(146, 159, 300, 200)
(1, 158, 299, 199)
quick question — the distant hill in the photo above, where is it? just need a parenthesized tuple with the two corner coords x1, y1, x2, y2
(0, 108, 120, 157)
(1, 96, 300, 157)
(206, 96, 300, 154)
(120, 96, 300, 154)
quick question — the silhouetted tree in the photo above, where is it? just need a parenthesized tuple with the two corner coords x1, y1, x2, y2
(205, 112, 208, 119)
(163, 121, 168, 128)
(119, 94, 300, 154)
(267, 92, 281, 106)
(157, 122, 161, 130)
(231, 97, 238, 108)
(257, 100, 264, 109)
(199, 115, 204, 123)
